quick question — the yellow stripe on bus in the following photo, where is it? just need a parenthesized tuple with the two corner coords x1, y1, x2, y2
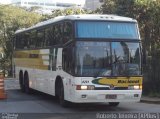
(93, 77, 142, 87)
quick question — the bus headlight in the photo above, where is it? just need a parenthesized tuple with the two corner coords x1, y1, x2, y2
(134, 85, 140, 90)
(81, 85, 87, 90)
(87, 85, 95, 90)
(128, 85, 142, 90)
(76, 85, 95, 90)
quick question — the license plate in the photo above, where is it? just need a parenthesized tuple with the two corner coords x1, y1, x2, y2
(106, 94, 117, 99)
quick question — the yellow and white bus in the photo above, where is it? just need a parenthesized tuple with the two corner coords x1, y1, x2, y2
(13, 14, 142, 107)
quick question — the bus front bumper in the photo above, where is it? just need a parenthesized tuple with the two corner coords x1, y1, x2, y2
(69, 90, 142, 103)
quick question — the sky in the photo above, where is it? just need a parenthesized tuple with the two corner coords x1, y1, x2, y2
(0, 0, 85, 5)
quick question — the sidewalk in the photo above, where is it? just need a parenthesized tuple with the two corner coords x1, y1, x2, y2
(4, 78, 20, 90)
(141, 96, 160, 104)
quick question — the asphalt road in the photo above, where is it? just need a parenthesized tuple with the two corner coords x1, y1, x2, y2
(0, 79, 160, 119)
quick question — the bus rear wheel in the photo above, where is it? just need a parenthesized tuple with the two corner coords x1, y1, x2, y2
(24, 72, 30, 94)
(109, 102, 120, 107)
(59, 82, 69, 107)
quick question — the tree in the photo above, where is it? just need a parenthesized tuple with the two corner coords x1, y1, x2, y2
(99, 0, 160, 95)
(43, 8, 94, 20)
(0, 5, 43, 76)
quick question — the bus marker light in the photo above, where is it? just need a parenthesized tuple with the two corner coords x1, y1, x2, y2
(87, 85, 95, 90)
(76, 85, 95, 90)
(81, 86, 87, 90)
(76, 85, 81, 90)
(128, 85, 134, 90)
(128, 85, 141, 90)
(134, 85, 140, 90)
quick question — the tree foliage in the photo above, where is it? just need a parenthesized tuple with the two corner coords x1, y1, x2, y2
(43, 8, 94, 20)
(98, 0, 160, 95)
(0, 5, 42, 76)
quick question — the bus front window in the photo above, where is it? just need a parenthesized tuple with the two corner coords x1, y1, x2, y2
(75, 42, 141, 77)
(75, 42, 112, 77)
(112, 42, 141, 76)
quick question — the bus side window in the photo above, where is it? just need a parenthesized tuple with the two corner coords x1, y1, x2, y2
(24, 32, 30, 49)
(63, 22, 73, 44)
(16, 34, 25, 49)
(54, 23, 63, 45)
(15, 35, 20, 49)
(45, 28, 50, 47)
(30, 30, 36, 48)
(52, 26, 56, 46)
(36, 30, 45, 48)
(45, 26, 54, 47)
(62, 44, 74, 74)
(52, 48, 58, 71)
(62, 48, 67, 71)
(21, 34, 26, 49)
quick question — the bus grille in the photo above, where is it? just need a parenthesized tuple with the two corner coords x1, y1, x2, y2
(94, 87, 128, 90)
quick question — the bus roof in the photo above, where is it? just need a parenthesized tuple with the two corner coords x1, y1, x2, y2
(15, 14, 137, 34)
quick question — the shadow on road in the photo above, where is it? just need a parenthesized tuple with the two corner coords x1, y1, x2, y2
(4, 89, 130, 112)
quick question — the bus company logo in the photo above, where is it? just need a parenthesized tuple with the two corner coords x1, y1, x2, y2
(118, 80, 139, 84)
(118, 80, 127, 83)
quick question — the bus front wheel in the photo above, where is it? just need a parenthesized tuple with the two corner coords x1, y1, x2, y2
(59, 82, 69, 107)
(109, 102, 120, 107)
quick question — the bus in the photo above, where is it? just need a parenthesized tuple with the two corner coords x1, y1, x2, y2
(13, 14, 142, 107)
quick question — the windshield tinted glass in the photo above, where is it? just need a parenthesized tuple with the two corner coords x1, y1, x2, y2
(112, 42, 141, 76)
(76, 21, 139, 39)
(75, 41, 141, 77)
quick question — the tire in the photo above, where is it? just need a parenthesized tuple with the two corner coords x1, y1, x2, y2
(19, 72, 25, 92)
(59, 82, 69, 107)
(109, 102, 120, 107)
(24, 72, 30, 94)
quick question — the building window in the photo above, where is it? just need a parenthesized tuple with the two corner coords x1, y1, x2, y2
(40, 3, 44, 5)
(16, 2, 21, 5)
(45, 3, 55, 6)
(28, 2, 38, 5)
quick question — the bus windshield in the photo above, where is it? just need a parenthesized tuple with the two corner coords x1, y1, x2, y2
(75, 41, 141, 77)
(76, 21, 139, 39)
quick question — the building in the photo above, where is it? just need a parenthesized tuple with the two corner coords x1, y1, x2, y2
(10, 0, 85, 14)
(0, 0, 11, 4)
(84, 0, 104, 11)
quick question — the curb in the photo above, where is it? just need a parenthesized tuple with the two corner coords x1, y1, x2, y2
(4, 78, 15, 80)
(140, 99, 160, 104)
